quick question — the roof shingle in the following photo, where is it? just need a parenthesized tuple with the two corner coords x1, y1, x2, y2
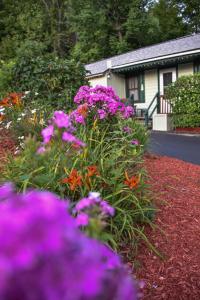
(86, 33, 200, 76)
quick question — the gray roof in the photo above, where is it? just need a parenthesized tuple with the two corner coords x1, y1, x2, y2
(86, 33, 200, 76)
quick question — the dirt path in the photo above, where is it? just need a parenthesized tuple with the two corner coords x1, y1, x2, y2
(136, 155, 200, 299)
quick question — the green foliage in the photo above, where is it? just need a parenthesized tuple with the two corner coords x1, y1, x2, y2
(0, 0, 193, 64)
(9, 54, 87, 110)
(166, 73, 200, 128)
(0, 60, 15, 98)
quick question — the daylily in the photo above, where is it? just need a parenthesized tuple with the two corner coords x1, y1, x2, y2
(61, 169, 82, 191)
(124, 171, 140, 189)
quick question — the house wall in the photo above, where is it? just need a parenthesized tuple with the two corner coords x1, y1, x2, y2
(107, 73, 126, 98)
(88, 75, 108, 87)
(178, 62, 193, 77)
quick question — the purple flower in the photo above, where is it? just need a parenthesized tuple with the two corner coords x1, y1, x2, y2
(131, 139, 139, 146)
(97, 109, 107, 119)
(62, 132, 86, 147)
(53, 111, 71, 128)
(75, 197, 96, 211)
(100, 201, 115, 217)
(76, 213, 89, 227)
(37, 146, 46, 154)
(123, 126, 132, 134)
(122, 106, 134, 119)
(41, 125, 54, 144)
(0, 184, 137, 300)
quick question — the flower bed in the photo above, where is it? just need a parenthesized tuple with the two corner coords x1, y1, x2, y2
(175, 127, 200, 134)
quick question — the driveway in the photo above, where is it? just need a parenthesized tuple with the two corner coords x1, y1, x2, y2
(149, 131, 200, 165)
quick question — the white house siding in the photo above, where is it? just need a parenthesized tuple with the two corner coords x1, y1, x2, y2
(178, 62, 193, 77)
(88, 75, 108, 88)
(107, 73, 126, 99)
(136, 69, 158, 110)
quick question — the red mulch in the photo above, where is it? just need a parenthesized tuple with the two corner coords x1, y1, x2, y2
(0, 128, 15, 169)
(135, 154, 200, 299)
(175, 127, 200, 134)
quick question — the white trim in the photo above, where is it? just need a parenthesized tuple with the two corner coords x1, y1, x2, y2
(112, 49, 200, 70)
(159, 67, 176, 95)
(86, 73, 104, 79)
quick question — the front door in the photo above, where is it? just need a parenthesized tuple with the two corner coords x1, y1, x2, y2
(159, 68, 177, 96)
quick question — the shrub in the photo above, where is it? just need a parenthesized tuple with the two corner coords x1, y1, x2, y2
(0, 183, 137, 300)
(10, 54, 88, 110)
(166, 73, 200, 128)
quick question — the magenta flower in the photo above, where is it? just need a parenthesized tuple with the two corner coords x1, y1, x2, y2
(122, 106, 134, 119)
(76, 213, 89, 227)
(41, 125, 54, 144)
(62, 132, 86, 147)
(100, 201, 115, 217)
(53, 111, 71, 128)
(0, 184, 137, 300)
(123, 126, 132, 134)
(131, 139, 139, 145)
(37, 146, 46, 154)
(97, 109, 107, 119)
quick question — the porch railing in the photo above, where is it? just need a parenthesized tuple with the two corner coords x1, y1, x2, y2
(144, 93, 172, 127)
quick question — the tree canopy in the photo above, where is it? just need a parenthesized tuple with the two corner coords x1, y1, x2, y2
(0, 0, 198, 63)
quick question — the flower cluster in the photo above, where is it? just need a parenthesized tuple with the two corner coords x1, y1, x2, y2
(74, 192, 115, 227)
(0, 92, 23, 107)
(40, 111, 85, 150)
(0, 183, 136, 300)
(61, 166, 100, 191)
(73, 85, 134, 123)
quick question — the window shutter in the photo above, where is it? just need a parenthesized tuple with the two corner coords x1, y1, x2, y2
(139, 73, 145, 103)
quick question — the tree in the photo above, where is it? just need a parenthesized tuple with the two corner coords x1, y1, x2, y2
(174, 0, 200, 33)
(149, 0, 187, 43)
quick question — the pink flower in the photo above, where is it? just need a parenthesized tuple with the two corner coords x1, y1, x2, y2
(41, 125, 54, 144)
(53, 111, 70, 128)
(76, 213, 89, 227)
(37, 146, 46, 154)
(62, 132, 86, 147)
(97, 109, 107, 119)
(131, 139, 139, 145)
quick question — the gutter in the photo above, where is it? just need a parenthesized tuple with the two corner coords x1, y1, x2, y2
(111, 49, 200, 70)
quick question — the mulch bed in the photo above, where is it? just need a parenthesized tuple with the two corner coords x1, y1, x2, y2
(175, 127, 200, 134)
(0, 128, 16, 169)
(135, 154, 200, 299)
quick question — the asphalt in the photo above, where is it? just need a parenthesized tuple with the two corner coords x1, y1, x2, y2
(149, 131, 200, 165)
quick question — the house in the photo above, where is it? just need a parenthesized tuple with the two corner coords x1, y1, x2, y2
(85, 33, 200, 131)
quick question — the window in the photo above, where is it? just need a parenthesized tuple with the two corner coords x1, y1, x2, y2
(126, 74, 145, 103)
(163, 72, 172, 95)
(128, 76, 139, 101)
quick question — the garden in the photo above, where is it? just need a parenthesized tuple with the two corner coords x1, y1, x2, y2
(0, 52, 154, 298)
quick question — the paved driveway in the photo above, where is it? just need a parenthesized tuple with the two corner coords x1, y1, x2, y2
(149, 131, 200, 165)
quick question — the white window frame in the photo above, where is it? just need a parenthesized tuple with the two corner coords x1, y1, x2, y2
(159, 68, 177, 95)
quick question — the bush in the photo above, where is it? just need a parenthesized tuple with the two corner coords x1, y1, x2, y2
(11, 54, 87, 110)
(1, 86, 151, 247)
(0, 60, 15, 98)
(0, 183, 137, 300)
(166, 73, 200, 128)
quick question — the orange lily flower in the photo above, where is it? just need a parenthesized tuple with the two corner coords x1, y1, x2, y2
(86, 165, 99, 177)
(124, 171, 140, 189)
(0, 97, 10, 107)
(77, 103, 88, 117)
(61, 169, 82, 191)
